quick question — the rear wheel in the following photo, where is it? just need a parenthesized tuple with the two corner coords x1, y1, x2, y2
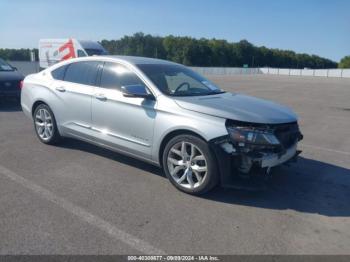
(162, 134, 218, 195)
(33, 104, 61, 144)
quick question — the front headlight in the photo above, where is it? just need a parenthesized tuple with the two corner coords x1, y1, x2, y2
(227, 126, 280, 147)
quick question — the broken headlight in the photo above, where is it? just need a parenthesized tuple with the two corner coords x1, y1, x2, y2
(227, 126, 280, 147)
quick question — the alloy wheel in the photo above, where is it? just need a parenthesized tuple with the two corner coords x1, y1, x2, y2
(167, 141, 207, 189)
(35, 108, 54, 141)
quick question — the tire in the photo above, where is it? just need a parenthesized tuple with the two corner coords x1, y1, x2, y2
(162, 134, 219, 195)
(33, 103, 61, 145)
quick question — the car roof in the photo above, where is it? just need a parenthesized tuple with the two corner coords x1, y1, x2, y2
(46, 55, 181, 72)
(103, 55, 179, 66)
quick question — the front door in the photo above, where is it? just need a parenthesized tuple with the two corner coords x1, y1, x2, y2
(91, 62, 156, 160)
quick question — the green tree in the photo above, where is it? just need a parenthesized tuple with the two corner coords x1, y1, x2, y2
(338, 56, 350, 68)
(0, 48, 37, 61)
(0, 33, 339, 68)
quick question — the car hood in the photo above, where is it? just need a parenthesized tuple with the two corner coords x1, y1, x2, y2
(0, 70, 24, 82)
(174, 92, 297, 124)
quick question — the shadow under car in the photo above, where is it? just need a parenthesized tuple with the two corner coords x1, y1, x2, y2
(57, 138, 350, 217)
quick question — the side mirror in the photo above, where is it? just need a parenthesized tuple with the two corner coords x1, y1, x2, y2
(12, 66, 18, 71)
(121, 84, 154, 100)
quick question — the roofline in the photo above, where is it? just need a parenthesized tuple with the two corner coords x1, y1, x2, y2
(104, 55, 181, 65)
(44, 55, 183, 68)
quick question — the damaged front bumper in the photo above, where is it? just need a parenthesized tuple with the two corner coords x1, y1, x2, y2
(209, 122, 303, 190)
(260, 143, 300, 169)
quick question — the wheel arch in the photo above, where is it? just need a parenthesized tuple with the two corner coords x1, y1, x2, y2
(32, 100, 48, 117)
(158, 129, 207, 167)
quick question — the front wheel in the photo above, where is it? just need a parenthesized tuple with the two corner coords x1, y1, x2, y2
(162, 134, 219, 195)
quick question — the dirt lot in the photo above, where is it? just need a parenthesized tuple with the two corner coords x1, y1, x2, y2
(0, 75, 349, 254)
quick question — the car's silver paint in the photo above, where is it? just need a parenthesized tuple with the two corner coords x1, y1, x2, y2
(52, 79, 94, 136)
(21, 56, 298, 166)
(91, 85, 156, 159)
(174, 92, 297, 124)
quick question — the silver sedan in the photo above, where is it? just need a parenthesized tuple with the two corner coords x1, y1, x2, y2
(21, 56, 302, 194)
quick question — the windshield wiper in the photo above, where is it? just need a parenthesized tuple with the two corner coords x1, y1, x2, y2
(203, 90, 225, 96)
(170, 90, 225, 97)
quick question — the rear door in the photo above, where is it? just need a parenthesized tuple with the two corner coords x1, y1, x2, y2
(52, 61, 101, 137)
(91, 62, 156, 159)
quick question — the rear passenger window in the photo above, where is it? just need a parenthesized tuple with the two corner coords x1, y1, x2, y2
(64, 61, 100, 86)
(51, 65, 67, 80)
(100, 62, 144, 90)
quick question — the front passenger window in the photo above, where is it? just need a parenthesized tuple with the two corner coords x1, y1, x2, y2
(100, 62, 145, 90)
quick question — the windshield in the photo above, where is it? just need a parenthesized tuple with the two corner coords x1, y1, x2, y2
(84, 48, 108, 56)
(137, 64, 224, 96)
(0, 59, 15, 71)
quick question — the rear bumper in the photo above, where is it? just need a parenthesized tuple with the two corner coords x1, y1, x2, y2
(209, 135, 302, 190)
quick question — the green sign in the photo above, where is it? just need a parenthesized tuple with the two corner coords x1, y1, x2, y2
(243, 64, 249, 68)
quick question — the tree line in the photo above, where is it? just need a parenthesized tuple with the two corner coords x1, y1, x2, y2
(0, 33, 346, 68)
(100, 33, 338, 69)
(0, 48, 38, 61)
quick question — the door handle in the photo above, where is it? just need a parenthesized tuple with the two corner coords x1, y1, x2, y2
(55, 86, 66, 92)
(94, 94, 107, 101)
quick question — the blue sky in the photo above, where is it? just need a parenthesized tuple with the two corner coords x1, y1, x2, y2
(0, 0, 348, 61)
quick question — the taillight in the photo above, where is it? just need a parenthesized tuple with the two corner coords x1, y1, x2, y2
(19, 80, 24, 89)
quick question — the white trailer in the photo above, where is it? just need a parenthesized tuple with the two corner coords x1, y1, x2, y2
(39, 39, 108, 69)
